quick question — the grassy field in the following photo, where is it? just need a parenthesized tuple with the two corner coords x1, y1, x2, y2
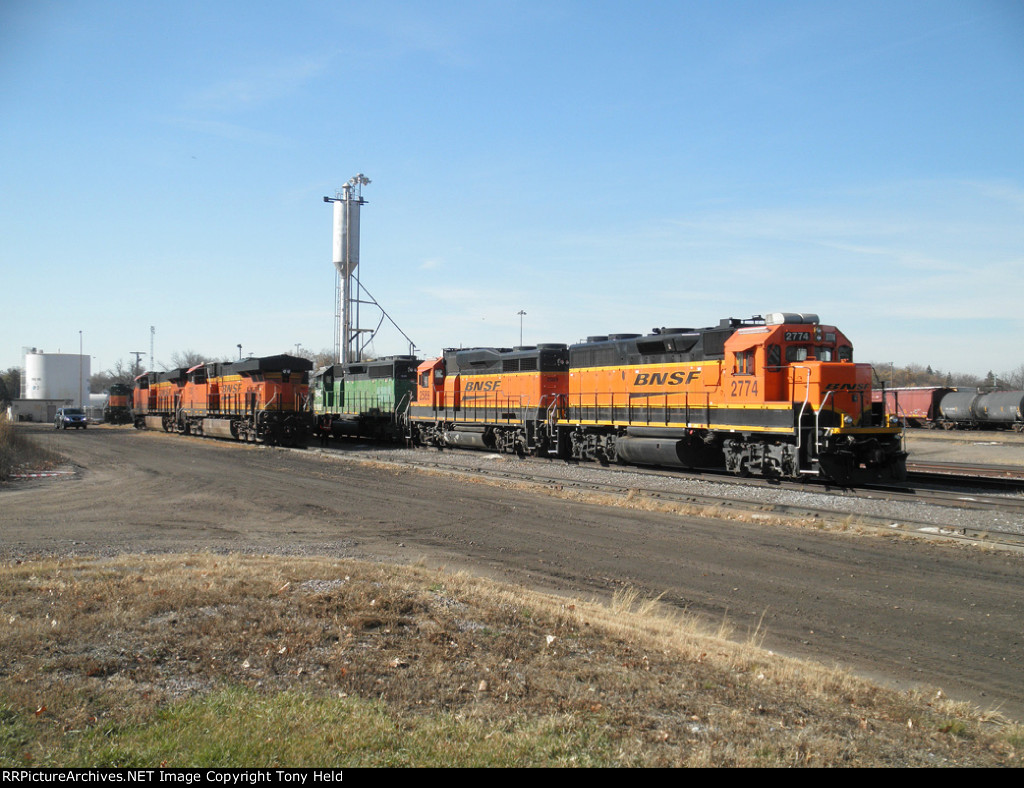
(1, 552, 1020, 767)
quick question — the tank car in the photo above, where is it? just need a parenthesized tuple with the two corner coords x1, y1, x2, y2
(971, 391, 1024, 431)
(407, 313, 906, 483)
(134, 354, 313, 445)
(936, 390, 981, 428)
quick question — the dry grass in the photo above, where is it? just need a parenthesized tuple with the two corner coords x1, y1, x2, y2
(0, 553, 1020, 767)
(0, 414, 64, 481)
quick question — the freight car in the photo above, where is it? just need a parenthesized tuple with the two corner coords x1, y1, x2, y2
(407, 313, 906, 483)
(871, 387, 953, 428)
(970, 391, 1024, 430)
(874, 386, 1024, 431)
(103, 383, 133, 424)
(133, 354, 313, 445)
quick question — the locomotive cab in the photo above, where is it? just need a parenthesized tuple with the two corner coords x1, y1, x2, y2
(416, 357, 446, 410)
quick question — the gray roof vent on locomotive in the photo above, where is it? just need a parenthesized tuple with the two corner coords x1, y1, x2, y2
(765, 312, 819, 325)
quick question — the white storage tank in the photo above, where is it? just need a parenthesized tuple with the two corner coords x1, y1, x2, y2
(23, 349, 90, 408)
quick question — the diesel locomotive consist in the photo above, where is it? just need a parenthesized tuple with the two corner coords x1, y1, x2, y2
(401, 312, 905, 483)
(133, 354, 312, 446)
(135, 311, 906, 483)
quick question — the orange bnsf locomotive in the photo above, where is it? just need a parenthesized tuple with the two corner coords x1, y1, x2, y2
(407, 312, 905, 483)
(133, 354, 312, 446)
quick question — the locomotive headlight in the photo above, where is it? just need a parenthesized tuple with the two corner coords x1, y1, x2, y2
(843, 415, 854, 426)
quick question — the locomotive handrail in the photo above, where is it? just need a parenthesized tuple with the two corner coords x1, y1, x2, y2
(791, 366, 816, 473)
(258, 392, 278, 421)
(816, 389, 836, 454)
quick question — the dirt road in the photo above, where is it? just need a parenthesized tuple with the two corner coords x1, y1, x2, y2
(4, 424, 1024, 720)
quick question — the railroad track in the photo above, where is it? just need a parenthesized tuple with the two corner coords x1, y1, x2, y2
(906, 461, 1024, 492)
(309, 444, 1024, 552)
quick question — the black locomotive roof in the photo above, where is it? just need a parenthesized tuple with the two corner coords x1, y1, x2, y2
(152, 367, 188, 384)
(569, 317, 765, 368)
(227, 354, 313, 375)
(445, 345, 569, 375)
(344, 355, 420, 380)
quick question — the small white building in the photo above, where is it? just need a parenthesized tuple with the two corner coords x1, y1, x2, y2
(6, 398, 76, 424)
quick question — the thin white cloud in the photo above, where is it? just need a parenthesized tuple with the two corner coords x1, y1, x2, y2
(163, 117, 287, 146)
(186, 55, 331, 112)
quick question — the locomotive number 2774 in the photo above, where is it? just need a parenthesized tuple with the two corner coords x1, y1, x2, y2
(731, 379, 759, 397)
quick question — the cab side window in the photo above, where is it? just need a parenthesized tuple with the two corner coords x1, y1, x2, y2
(735, 349, 755, 375)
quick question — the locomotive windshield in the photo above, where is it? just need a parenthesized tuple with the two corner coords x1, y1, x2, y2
(785, 345, 841, 362)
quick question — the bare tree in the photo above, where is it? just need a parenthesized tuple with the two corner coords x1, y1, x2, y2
(168, 350, 215, 370)
(999, 363, 1024, 390)
(90, 358, 145, 393)
(291, 346, 337, 369)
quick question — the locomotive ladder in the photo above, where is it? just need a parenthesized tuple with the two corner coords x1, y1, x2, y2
(543, 395, 564, 455)
(396, 391, 413, 436)
(794, 367, 821, 475)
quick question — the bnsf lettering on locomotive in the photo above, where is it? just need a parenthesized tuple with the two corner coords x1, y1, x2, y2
(464, 380, 500, 393)
(633, 370, 700, 386)
(825, 383, 869, 391)
(784, 332, 811, 341)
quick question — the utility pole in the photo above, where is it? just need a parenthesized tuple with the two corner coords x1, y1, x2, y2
(517, 310, 527, 346)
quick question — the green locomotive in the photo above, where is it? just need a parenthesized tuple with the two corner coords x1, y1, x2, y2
(310, 356, 419, 441)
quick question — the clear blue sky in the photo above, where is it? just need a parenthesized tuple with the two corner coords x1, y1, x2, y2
(2, 0, 1022, 378)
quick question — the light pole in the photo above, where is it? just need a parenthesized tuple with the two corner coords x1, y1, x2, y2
(237, 344, 242, 361)
(78, 330, 83, 409)
(517, 310, 526, 346)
